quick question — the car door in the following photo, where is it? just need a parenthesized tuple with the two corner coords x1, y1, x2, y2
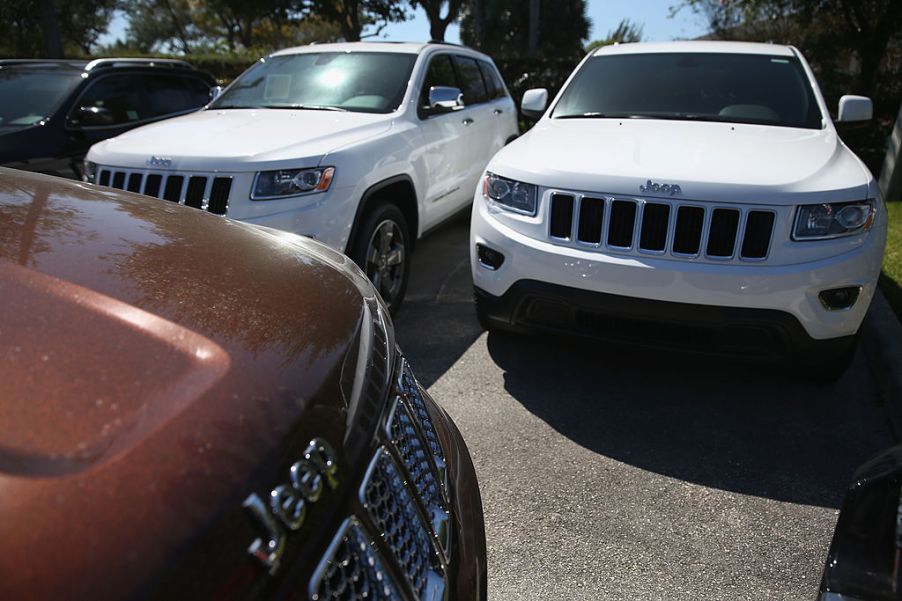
(417, 53, 471, 229)
(450, 55, 495, 212)
(477, 59, 518, 154)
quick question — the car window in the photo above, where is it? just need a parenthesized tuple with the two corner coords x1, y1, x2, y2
(419, 54, 458, 107)
(552, 53, 823, 129)
(452, 56, 488, 105)
(142, 74, 209, 118)
(77, 75, 146, 126)
(477, 60, 506, 100)
(0, 70, 82, 127)
(210, 52, 416, 114)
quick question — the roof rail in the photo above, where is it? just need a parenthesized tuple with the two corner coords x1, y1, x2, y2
(84, 58, 194, 71)
(426, 40, 467, 48)
(0, 59, 86, 68)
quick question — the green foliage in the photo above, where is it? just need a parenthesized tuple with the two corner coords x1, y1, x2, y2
(881, 201, 902, 321)
(117, 0, 342, 54)
(0, 0, 118, 57)
(586, 18, 644, 52)
(300, 0, 409, 42)
(460, 0, 590, 61)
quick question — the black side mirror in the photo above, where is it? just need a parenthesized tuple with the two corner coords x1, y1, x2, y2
(72, 106, 115, 127)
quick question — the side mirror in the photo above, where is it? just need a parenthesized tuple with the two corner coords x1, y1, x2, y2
(837, 95, 873, 123)
(73, 105, 115, 127)
(210, 85, 223, 101)
(426, 86, 464, 114)
(521, 88, 548, 119)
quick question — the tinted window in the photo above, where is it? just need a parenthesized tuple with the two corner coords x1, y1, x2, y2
(552, 53, 823, 129)
(77, 75, 146, 126)
(420, 54, 457, 106)
(142, 75, 209, 118)
(211, 52, 416, 114)
(478, 61, 506, 99)
(0, 70, 81, 127)
(452, 56, 488, 105)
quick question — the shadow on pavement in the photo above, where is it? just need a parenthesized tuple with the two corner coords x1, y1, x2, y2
(487, 330, 889, 509)
(394, 211, 483, 388)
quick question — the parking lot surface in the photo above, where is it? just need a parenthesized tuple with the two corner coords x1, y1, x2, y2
(394, 214, 895, 600)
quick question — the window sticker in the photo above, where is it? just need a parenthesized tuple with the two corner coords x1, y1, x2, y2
(264, 74, 292, 101)
(127, 110, 138, 120)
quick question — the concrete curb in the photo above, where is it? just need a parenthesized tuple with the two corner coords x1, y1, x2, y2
(862, 288, 902, 439)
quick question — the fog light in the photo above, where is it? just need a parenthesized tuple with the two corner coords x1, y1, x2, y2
(818, 286, 861, 310)
(476, 244, 505, 270)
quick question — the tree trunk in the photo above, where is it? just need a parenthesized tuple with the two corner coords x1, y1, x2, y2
(39, 0, 63, 58)
(527, 0, 539, 57)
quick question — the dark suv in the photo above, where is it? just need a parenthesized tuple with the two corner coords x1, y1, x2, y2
(0, 58, 214, 179)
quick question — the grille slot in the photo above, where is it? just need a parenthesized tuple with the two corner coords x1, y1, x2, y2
(707, 208, 740, 257)
(126, 173, 143, 193)
(398, 361, 445, 466)
(111, 172, 126, 190)
(361, 449, 445, 600)
(310, 518, 401, 601)
(673, 206, 704, 255)
(549, 194, 574, 239)
(639, 203, 670, 251)
(185, 176, 206, 209)
(162, 175, 184, 202)
(208, 178, 232, 215)
(577, 197, 604, 243)
(144, 174, 162, 198)
(741, 211, 775, 259)
(98, 170, 110, 187)
(608, 200, 637, 248)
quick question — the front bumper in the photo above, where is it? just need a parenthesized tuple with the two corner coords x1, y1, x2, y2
(471, 196, 885, 341)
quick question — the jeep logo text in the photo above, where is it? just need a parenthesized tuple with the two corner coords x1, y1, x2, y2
(639, 179, 682, 196)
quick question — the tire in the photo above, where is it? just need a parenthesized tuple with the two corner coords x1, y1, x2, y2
(348, 202, 410, 315)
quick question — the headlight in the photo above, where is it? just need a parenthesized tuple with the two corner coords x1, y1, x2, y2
(252, 167, 335, 200)
(82, 160, 97, 184)
(483, 172, 538, 216)
(793, 200, 876, 240)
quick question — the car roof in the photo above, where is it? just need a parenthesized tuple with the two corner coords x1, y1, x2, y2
(591, 40, 796, 58)
(269, 40, 485, 58)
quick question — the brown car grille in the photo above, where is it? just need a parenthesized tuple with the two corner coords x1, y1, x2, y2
(98, 168, 232, 216)
(548, 191, 776, 261)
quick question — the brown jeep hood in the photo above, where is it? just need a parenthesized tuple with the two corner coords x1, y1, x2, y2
(0, 169, 370, 598)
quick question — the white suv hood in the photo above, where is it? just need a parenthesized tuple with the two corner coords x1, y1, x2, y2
(492, 119, 871, 204)
(89, 108, 393, 171)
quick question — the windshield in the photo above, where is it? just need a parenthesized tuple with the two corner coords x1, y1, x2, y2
(210, 52, 417, 114)
(552, 53, 823, 129)
(0, 69, 82, 127)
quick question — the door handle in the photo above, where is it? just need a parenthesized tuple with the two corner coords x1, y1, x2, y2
(493, 108, 504, 115)
(462, 117, 474, 126)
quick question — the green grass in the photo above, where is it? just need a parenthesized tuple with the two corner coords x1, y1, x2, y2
(881, 200, 902, 320)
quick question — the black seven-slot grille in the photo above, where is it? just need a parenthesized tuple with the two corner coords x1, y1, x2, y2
(310, 360, 449, 601)
(548, 192, 776, 261)
(98, 168, 232, 215)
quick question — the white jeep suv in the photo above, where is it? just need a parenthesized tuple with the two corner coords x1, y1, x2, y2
(471, 41, 887, 376)
(85, 42, 517, 311)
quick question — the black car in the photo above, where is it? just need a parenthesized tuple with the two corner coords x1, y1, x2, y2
(0, 58, 215, 179)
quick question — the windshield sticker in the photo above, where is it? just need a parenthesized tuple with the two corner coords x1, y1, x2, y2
(264, 74, 292, 101)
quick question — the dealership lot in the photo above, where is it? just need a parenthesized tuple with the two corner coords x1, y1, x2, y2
(395, 214, 894, 600)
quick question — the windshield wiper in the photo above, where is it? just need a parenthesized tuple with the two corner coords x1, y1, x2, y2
(555, 113, 652, 119)
(262, 104, 348, 112)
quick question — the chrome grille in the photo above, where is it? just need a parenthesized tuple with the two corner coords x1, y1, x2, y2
(309, 517, 401, 601)
(97, 168, 232, 215)
(361, 449, 446, 601)
(397, 361, 445, 466)
(547, 190, 777, 262)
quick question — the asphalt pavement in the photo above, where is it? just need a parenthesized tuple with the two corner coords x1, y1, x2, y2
(393, 213, 895, 601)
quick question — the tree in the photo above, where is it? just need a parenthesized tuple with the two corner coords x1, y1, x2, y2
(409, 0, 461, 42)
(301, 0, 408, 42)
(0, 0, 118, 57)
(585, 18, 643, 53)
(460, 0, 590, 60)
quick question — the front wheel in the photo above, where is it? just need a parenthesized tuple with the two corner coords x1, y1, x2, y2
(349, 203, 410, 315)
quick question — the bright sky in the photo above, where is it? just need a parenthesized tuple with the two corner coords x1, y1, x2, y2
(98, 0, 708, 48)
